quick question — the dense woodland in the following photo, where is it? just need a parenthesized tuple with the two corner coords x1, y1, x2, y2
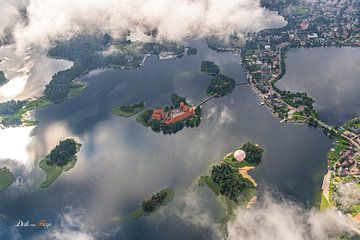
(45, 35, 197, 102)
(241, 142, 264, 164)
(206, 74, 236, 97)
(211, 164, 248, 201)
(0, 100, 26, 115)
(48, 139, 78, 166)
(200, 61, 220, 76)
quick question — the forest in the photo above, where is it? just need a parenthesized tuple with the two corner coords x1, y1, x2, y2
(49, 139, 78, 166)
(200, 61, 220, 76)
(241, 142, 264, 164)
(211, 163, 248, 202)
(206, 74, 236, 97)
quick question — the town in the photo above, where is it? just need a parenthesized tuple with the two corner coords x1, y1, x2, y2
(321, 118, 360, 223)
(211, 0, 360, 125)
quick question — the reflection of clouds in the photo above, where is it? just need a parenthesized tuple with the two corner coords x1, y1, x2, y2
(35, 207, 96, 240)
(205, 105, 236, 133)
(227, 191, 355, 240)
(0, 126, 35, 169)
(219, 106, 236, 125)
(0, 45, 72, 101)
(277, 48, 360, 124)
(164, 187, 223, 239)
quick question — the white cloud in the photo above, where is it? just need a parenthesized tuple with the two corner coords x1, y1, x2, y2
(219, 106, 236, 125)
(35, 207, 96, 240)
(227, 192, 358, 240)
(1, 0, 285, 52)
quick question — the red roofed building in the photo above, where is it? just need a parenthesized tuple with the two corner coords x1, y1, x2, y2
(151, 108, 164, 121)
(164, 107, 195, 125)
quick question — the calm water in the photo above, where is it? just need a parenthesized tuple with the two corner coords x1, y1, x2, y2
(0, 43, 334, 239)
(276, 47, 360, 126)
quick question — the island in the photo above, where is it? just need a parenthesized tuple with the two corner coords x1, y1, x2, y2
(130, 188, 175, 220)
(136, 93, 202, 134)
(198, 142, 263, 222)
(320, 117, 360, 222)
(199, 60, 236, 98)
(0, 71, 9, 87)
(0, 167, 13, 192)
(39, 139, 81, 188)
(206, 74, 236, 97)
(0, 98, 51, 128)
(200, 60, 220, 76)
(112, 101, 145, 118)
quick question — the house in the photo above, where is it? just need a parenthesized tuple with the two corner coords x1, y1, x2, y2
(152, 108, 164, 121)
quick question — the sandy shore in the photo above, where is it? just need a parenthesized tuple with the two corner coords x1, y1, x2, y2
(239, 166, 257, 187)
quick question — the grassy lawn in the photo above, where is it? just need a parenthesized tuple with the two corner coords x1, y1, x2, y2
(320, 194, 331, 211)
(112, 104, 145, 118)
(0, 168, 13, 192)
(198, 176, 220, 195)
(39, 156, 77, 188)
(349, 204, 360, 217)
(67, 82, 89, 98)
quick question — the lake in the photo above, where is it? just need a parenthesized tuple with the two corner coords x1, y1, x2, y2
(276, 47, 360, 126)
(0, 43, 336, 239)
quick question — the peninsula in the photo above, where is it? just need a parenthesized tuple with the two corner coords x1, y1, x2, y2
(0, 167, 13, 192)
(39, 139, 81, 188)
(198, 142, 264, 221)
(130, 188, 175, 220)
(112, 101, 145, 118)
(0, 34, 197, 129)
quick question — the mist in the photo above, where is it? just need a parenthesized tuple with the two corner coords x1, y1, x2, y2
(2, 0, 285, 51)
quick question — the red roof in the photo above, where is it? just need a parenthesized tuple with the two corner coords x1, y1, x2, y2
(152, 108, 164, 121)
(164, 110, 194, 125)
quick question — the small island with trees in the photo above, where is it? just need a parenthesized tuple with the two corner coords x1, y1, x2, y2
(130, 188, 175, 220)
(112, 101, 145, 118)
(136, 93, 202, 134)
(39, 139, 81, 188)
(198, 142, 264, 221)
(200, 60, 236, 98)
(200, 60, 220, 76)
(0, 167, 13, 192)
(206, 74, 236, 97)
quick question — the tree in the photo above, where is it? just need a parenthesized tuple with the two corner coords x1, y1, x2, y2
(241, 142, 264, 164)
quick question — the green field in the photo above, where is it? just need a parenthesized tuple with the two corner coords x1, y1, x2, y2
(320, 194, 331, 211)
(112, 102, 145, 118)
(198, 176, 220, 195)
(130, 188, 175, 220)
(39, 156, 77, 188)
(0, 168, 13, 192)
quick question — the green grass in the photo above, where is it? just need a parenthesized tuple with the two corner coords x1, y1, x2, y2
(39, 143, 81, 188)
(349, 204, 360, 216)
(223, 156, 258, 169)
(39, 156, 77, 188)
(68, 82, 89, 98)
(198, 176, 220, 195)
(112, 103, 145, 118)
(0, 167, 13, 192)
(320, 194, 331, 211)
(130, 188, 175, 220)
